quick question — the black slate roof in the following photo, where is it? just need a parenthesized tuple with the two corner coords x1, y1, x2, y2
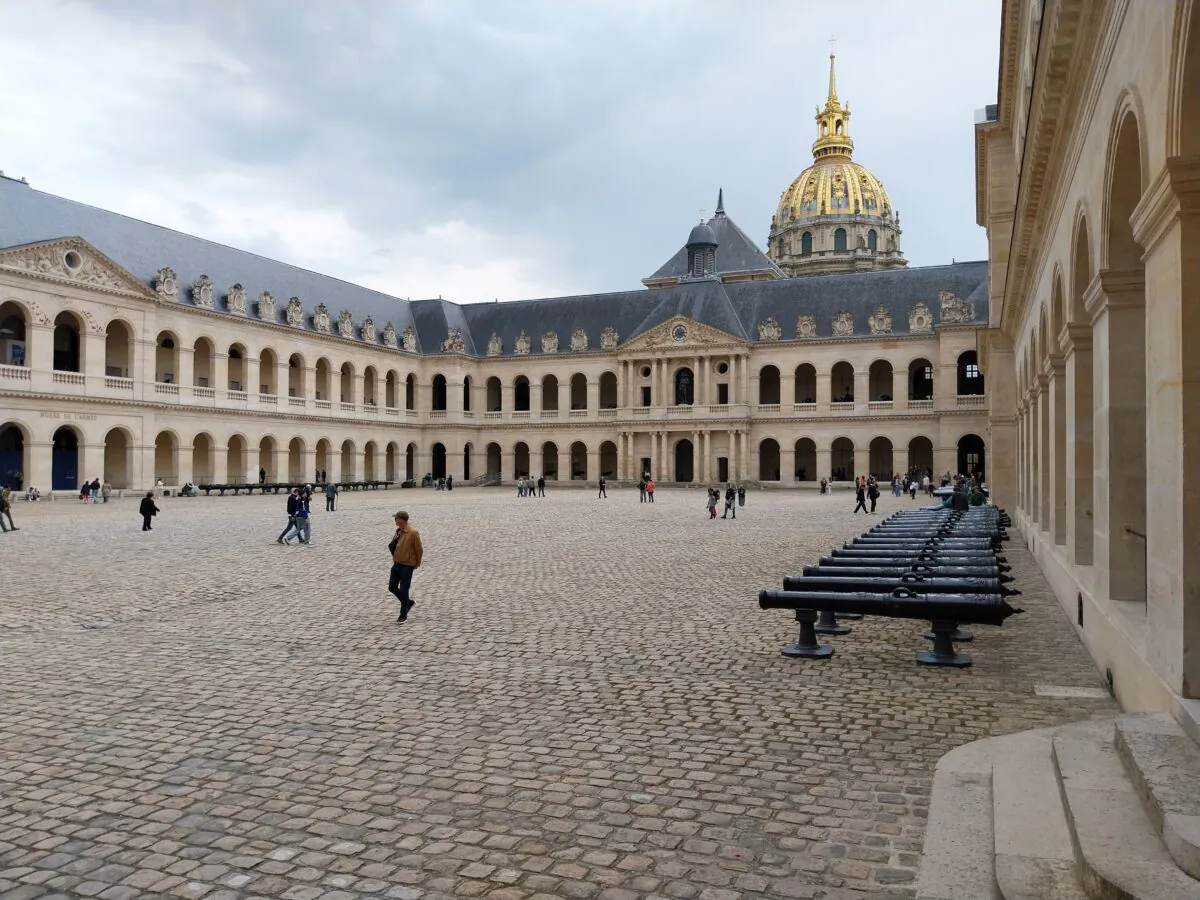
(0, 175, 988, 357)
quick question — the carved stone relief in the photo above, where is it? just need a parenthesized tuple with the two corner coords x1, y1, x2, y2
(832, 311, 854, 337)
(487, 333, 503, 356)
(909, 301, 933, 333)
(795, 314, 817, 338)
(541, 330, 559, 354)
(441, 327, 465, 353)
(310, 302, 329, 331)
(570, 329, 589, 352)
(258, 291, 276, 321)
(191, 274, 214, 308)
(337, 309, 354, 338)
(868, 305, 892, 335)
(600, 326, 619, 350)
(155, 267, 178, 301)
(939, 290, 976, 323)
(514, 331, 532, 355)
(227, 283, 247, 315)
(757, 317, 782, 341)
(383, 322, 398, 348)
(360, 317, 376, 343)
(401, 325, 417, 351)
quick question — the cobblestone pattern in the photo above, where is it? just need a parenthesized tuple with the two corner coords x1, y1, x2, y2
(0, 488, 1115, 899)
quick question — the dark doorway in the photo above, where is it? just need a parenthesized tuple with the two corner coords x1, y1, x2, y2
(674, 439, 694, 483)
(52, 426, 79, 490)
(432, 443, 447, 479)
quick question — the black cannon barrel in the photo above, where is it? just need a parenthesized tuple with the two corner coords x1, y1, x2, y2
(818, 554, 1012, 573)
(783, 574, 1016, 595)
(803, 564, 1014, 582)
(757, 589, 1023, 626)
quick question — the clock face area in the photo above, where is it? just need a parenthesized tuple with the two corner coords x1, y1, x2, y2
(671, 324, 688, 343)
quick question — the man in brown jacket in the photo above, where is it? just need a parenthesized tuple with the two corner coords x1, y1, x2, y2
(388, 510, 423, 623)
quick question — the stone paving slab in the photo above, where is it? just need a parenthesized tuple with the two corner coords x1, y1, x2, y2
(0, 489, 1116, 899)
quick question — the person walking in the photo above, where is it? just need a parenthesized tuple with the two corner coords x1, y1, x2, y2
(0, 488, 17, 532)
(646, 478, 655, 503)
(139, 492, 159, 531)
(277, 489, 300, 544)
(388, 510, 423, 623)
(101, 480, 112, 503)
(868, 476, 880, 513)
(597, 475, 607, 499)
(853, 478, 868, 514)
(537, 475, 546, 497)
(722, 483, 736, 519)
(324, 480, 338, 512)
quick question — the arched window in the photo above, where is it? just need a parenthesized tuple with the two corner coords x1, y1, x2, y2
(801, 231, 813, 256)
(867, 229, 878, 251)
(833, 228, 847, 252)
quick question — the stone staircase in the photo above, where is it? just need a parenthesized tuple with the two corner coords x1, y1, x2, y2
(916, 713, 1200, 900)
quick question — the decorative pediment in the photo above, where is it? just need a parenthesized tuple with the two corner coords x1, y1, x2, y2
(0, 238, 157, 299)
(621, 316, 745, 352)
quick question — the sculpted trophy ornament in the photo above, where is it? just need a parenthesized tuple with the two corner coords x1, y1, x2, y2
(383, 322, 398, 348)
(570, 329, 588, 352)
(909, 301, 933, 333)
(487, 333, 503, 356)
(939, 291, 976, 324)
(154, 266, 178, 301)
(868, 305, 892, 335)
(257, 291, 276, 321)
(832, 311, 854, 337)
(191, 274, 214, 308)
(514, 331, 532, 355)
(600, 326, 619, 350)
(360, 316, 376, 343)
(227, 283, 247, 315)
(401, 325, 417, 351)
(795, 314, 817, 338)
(337, 309, 354, 338)
(757, 317, 782, 341)
(441, 327, 465, 353)
(310, 301, 329, 331)
(541, 330, 559, 354)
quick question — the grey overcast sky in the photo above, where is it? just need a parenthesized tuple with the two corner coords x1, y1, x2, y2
(0, 0, 1000, 303)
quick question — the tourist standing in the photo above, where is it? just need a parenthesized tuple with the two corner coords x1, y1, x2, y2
(388, 510, 423, 623)
(853, 478, 868, 514)
(277, 489, 300, 544)
(324, 480, 338, 512)
(139, 492, 159, 531)
(598, 475, 607, 499)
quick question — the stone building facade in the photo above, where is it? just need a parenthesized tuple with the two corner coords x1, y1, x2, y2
(975, 0, 1200, 712)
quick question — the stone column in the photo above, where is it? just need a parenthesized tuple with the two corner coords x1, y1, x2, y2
(1086, 268, 1147, 605)
(1047, 356, 1067, 544)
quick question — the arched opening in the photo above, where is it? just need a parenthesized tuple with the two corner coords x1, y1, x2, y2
(462, 376, 472, 412)
(570, 373, 588, 410)
(431, 443, 446, 480)
(758, 365, 780, 404)
(386, 442, 399, 482)
(431, 374, 447, 411)
(226, 435, 247, 484)
(541, 374, 559, 411)
(363, 365, 378, 406)
(958, 434, 986, 480)
(227, 344, 246, 392)
(831, 361, 854, 402)
(869, 436, 893, 479)
(192, 433, 214, 484)
(1069, 216, 1094, 563)
(51, 425, 80, 490)
(104, 320, 133, 378)
(405, 373, 416, 410)
(758, 438, 780, 481)
(339, 362, 354, 404)
(258, 436, 277, 482)
(315, 438, 331, 481)
(909, 358, 934, 400)
(486, 376, 502, 411)
(258, 348, 278, 395)
(194, 338, 215, 388)
(514, 376, 531, 412)
(0, 301, 29, 368)
(155, 331, 179, 384)
(487, 442, 502, 478)
(405, 443, 416, 481)
(364, 441, 378, 480)
(833, 227, 847, 252)
(541, 441, 559, 480)
(956, 350, 984, 395)
(867, 229, 878, 252)
(794, 438, 816, 481)
(794, 363, 816, 404)
(340, 439, 356, 480)
(831, 437, 854, 482)
(153, 430, 177, 485)
(462, 442, 472, 480)
(103, 427, 132, 488)
(908, 436, 934, 474)
(674, 367, 695, 406)
(566, 441, 584, 480)
(514, 442, 531, 479)
(385, 370, 399, 408)
(288, 353, 304, 398)
(288, 437, 304, 482)
(675, 439, 695, 483)
(0, 423, 27, 489)
(801, 231, 813, 256)
(868, 360, 894, 401)
(600, 441, 617, 477)
(315, 357, 332, 402)
(599, 371, 618, 408)
(53, 311, 82, 372)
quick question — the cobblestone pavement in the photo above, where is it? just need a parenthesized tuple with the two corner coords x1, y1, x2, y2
(0, 487, 1116, 900)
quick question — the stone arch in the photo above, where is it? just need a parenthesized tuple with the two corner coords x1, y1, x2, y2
(868, 359, 894, 401)
(192, 432, 215, 484)
(52, 423, 82, 490)
(794, 438, 816, 481)
(155, 330, 180, 384)
(830, 361, 854, 402)
(53, 310, 84, 373)
(288, 436, 305, 481)
(570, 441, 587, 480)
(758, 365, 780, 405)
(758, 438, 780, 481)
(541, 374, 559, 411)
(153, 429, 179, 485)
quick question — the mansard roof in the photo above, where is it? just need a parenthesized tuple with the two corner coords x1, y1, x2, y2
(0, 174, 988, 357)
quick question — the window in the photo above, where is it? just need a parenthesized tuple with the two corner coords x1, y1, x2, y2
(834, 228, 847, 252)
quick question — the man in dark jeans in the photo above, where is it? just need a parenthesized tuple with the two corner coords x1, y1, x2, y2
(388, 510, 424, 623)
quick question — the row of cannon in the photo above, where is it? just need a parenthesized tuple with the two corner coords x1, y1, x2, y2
(758, 506, 1020, 667)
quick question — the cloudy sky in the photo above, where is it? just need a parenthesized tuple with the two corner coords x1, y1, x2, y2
(1, 0, 999, 303)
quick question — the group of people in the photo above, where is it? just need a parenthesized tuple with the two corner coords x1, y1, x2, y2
(705, 484, 746, 519)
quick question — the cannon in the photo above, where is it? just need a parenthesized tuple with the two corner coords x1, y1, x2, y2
(783, 573, 1018, 596)
(758, 588, 1023, 667)
(802, 564, 1014, 582)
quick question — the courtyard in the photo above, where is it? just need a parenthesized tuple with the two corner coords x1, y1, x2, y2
(0, 487, 1113, 900)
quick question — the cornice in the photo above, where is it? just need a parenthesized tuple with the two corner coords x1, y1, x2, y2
(1130, 155, 1200, 254)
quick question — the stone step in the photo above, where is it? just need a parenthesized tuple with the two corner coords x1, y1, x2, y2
(992, 729, 1088, 900)
(1114, 713, 1200, 881)
(1052, 718, 1200, 900)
